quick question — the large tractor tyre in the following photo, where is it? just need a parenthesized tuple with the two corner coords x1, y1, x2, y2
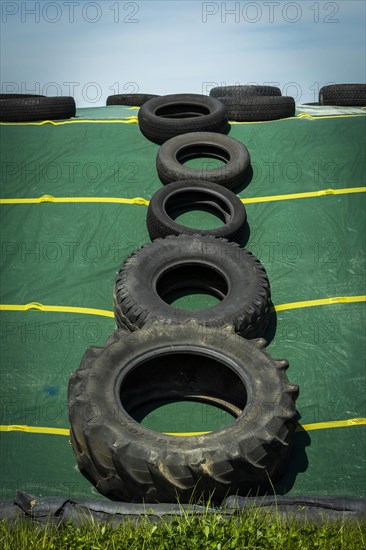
(68, 324, 299, 503)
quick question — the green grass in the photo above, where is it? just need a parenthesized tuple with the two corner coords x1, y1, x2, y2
(1, 509, 365, 550)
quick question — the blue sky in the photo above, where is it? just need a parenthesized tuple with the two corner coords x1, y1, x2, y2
(1, 0, 365, 106)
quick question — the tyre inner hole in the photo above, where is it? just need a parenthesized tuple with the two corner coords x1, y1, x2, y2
(155, 103, 210, 119)
(177, 144, 230, 169)
(120, 352, 247, 433)
(155, 264, 228, 310)
(165, 190, 232, 230)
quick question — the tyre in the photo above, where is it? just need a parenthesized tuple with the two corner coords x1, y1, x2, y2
(319, 84, 366, 106)
(0, 94, 45, 99)
(114, 234, 271, 339)
(68, 324, 299, 503)
(146, 179, 246, 243)
(0, 96, 76, 122)
(138, 94, 228, 144)
(106, 93, 159, 106)
(215, 96, 295, 122)
(156, 132, 250, 190)
(210, 85, 281, 98)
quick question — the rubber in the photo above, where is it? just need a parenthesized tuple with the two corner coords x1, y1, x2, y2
(114, 234, 271, 339)
(319, 84, 366, 106)
(68, 323, 298, 503)
(210, 85, 281, 98)
(0, 96, 76, 122)
(156, 132, 250, 190)
(214, 96, 295, 122)
(106, 93, 159, 106)
(138, 94, 228, 144)
(2, 492, 365, 525)
(146, 179, 246, 243)
(0, 94, 44, 99)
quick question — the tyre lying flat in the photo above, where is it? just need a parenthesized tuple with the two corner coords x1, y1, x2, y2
(147, 179, 247, 243)
(106, 93, 159, 106)
(114, 234, 271, 339)
(0, 96, 76, 122)
(210, 85, 281, 98)
(214, 96, 295, 122)
(156, 132, 251, 190)
(319, 84, 366, 106)
(68, 323, 299, 503)
(138, 94, 229, 144)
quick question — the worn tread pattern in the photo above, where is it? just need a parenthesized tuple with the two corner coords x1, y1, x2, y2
(106, 94, 159, 106)
(210, 85, 281, 98)
(0, 96, 76, 122)
(0, 94, 45, 99)
(114, 235, 271, 339)
(214, 96, 295, 122)
(68, 324, 298, 502)
(319, 84, 366, 106)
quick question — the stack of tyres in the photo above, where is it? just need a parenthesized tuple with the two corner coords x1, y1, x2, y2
(209, 85, 295, 122)
(68, 91, 299, 504)
(318, 84, 366, 106)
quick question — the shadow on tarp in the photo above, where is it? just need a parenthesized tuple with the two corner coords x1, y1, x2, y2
(274, 425, 311, 495)
(263, 307, 277, 345)
(238, 219, 250, 247)
(233, 164, 254, 194)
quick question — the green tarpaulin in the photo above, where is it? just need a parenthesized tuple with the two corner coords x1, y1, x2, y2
(0, 107, 365, 501)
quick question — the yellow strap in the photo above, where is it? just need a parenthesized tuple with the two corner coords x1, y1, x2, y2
(0, 296, 364, 320)
(0, 117, 139, 126)
(167, 418, 366, 436)
(0, 195, 149, 206)
(0, 302, 114, 318)
(1, 418, 365, 438)
(296, 112, 366, 120)
(0, 425, 70, 436)
(1, 113, 363, 127)
(1, 187, 364, 207)
(241, 187, 366, 204)
(300, 418, 366, 432)
(275, 295, 366, 312)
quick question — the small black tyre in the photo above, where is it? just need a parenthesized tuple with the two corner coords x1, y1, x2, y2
(215, 96, 295, 122)
(68, 323, 299, 503)
(0, 96, 76, 122)
(106, 93, 159, 106)
(114, 234, 271, 339)
(147, 179, 246, 243)
(210, 85, 281, 98)
(156, 132, 250, 190)
(319, 84, 366, 106)
(138, 94, 228, 144)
